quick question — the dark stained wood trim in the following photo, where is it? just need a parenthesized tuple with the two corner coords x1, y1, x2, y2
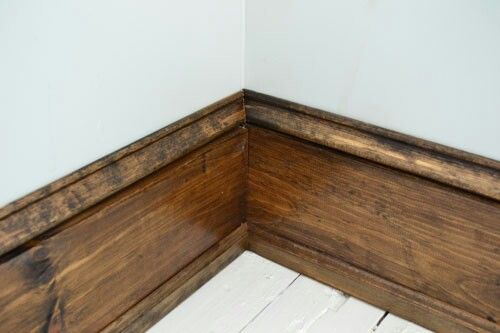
(103, 224, 248, 333)
(0, 92, 243, 220)
(0, 128, 247, 333)
(246, 126, 500, 330)
(0, 92, 244, 256)
(244, 89, 500, 170)
(1, 88, 498, 333)
(244, 90, 500, 200)
(248, 226, 499, 333)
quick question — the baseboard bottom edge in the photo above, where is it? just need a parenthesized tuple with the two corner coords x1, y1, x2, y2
(247, 225, 498, 333)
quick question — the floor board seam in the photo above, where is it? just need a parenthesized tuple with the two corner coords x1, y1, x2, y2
(237, 273, 301, 333)
(371, 311, 390, 332)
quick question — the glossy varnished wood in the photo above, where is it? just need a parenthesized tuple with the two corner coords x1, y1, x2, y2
(245, 90, 500, 200)
(0, 128, 247, 333)
(0, 92, 244, 256)
(246, 126, 500, 331)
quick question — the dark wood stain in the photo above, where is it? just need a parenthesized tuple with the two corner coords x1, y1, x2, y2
(244, 89, 500, 171)
(0, 128, 247, 333)
(246, 126, 500, 330)
(1, 89, 499, 333)
(46, 298, 65, 333)
(245, 90, 500, 200)
(248, 227, 499, 333)
(0, 92, 244, 256)
(103, 224, 248, 333)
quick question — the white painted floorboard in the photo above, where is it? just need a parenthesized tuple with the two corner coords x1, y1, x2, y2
(307, 297, 384, 333)
(148, 252, 299, 333)
(148, 251, 434, 333)
(241, 275, 348, 332)
(374, 314, 432, 333)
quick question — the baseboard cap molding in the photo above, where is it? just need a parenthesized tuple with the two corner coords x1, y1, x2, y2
(245, 89, 500, 200)
(0, 92, 244, 256)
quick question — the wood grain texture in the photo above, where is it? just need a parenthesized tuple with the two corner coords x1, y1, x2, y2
(247, 127, 500, 331)
(249, 228, 499, 333)
(103, 224, 248, 333)
(245, 90, 500, 200)
(0, 92, 244, 256)
(244, 89, 500, 171)
(0, 128, 247, 333)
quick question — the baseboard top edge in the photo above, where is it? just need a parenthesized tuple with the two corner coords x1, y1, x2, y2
(244, 90, 500, 200)
(0, 91, 244, 219)
(0, 92, 245, 256)
(243, 89, 500, 171)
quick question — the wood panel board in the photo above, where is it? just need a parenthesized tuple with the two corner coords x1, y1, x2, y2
(249, 228, 498, 333)
(105, 224, 248, 333)
(247, 126, 500, 329)
(0, 128, 247, 333)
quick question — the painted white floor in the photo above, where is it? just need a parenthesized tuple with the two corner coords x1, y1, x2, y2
(148, 251, 433, 333)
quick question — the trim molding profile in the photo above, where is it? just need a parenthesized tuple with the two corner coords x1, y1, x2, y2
(245, 90, 500, 200)
(0, 90, 499, 333)
(248, 228, 496, 333)
(0, 92, 244, 256)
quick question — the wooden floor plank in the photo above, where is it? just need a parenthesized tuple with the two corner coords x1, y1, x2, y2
(241, 275, 347, 332)
(307, 297, 385, 333)
(375, 314, 433, 333)
(148, 251, 438, 333)
(147, 251, 299, 333)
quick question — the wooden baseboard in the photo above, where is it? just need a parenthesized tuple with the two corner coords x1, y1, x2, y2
(245, 91, 499, 333)
(248, 226, 497, 333)
(0, 93, 247, 332)
(0, 91, 244, 256)
(245, 89, 500, 200)
(246, 124, 499, 332)
(103, 224, 248, 333)
(1, 90, 498, 333)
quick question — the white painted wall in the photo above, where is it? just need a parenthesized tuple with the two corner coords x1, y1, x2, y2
(2, 0, 499, 207)
(245, 0, 500, 161)
(0, 0, 243, 206)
